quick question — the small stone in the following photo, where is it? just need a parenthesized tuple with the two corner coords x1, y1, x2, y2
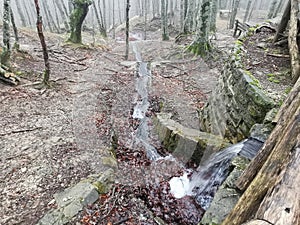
(21, 167, 27, 173)
(47, 199, 56, 205)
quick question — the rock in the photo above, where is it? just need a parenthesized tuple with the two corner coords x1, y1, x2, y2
(54, 182, 99, 218)
(199, 157, 249, 225)
(154, 113, 229, 164)
(120, 61, 137, 68)
(37, 182, 99, 225)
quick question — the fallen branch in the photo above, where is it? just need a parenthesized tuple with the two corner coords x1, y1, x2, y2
(266, 53, 290, 58)
(104, 67, 119, 73)
(0, 127, 42, 136)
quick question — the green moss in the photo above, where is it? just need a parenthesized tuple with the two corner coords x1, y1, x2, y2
(267, 77, 280, 83)
(245, 70, 262, 88)
(284, 87, 292, 94)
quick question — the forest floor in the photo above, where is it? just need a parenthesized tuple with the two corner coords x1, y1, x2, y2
(0, 17, 292, 225)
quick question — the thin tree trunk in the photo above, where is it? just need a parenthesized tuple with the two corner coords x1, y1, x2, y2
(243, 0, 253, 22)
(125, 0, 130, 60)
(288, 0, 300, 83)
(143, 0, 147, 40)
(10, 8, 19, 50)
(112, 0, 115, 39)
(161, 0, 169, 40)
(1, 0, 11, 66)
(229, 0, 241, 29)
(273, 0, 285, 18)
(15, 0, 27, 27)
(273, 0, 291, 43)
(23, 0, 33, 27)
(34, 0, 50, 85)
(247, 0, 258, 22)
(54, 0, 69, 31)
(267, 0, 278, 19)
(92, 1, 106, 37)
(52, 0, 61, 33)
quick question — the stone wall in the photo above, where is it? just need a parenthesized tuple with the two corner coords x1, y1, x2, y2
(199, 43, 275, 143)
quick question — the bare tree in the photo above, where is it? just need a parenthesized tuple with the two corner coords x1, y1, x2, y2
(125, 0, 130, 60)
(229, 0, 241, 29)
(15, 0, 27, 27)
(267, 0, 278, 19)
(34, 0, 50, 85)
(1, 0, 11, 66)
(10, 8, 19, 50)
(161, 0, 169, 40)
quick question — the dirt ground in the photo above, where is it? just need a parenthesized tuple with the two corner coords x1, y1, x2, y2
(0, 16, 292, 225)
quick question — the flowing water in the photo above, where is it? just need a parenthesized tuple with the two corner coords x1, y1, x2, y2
(169, 138, 264, 209)
(131, 40, 264, 212)
(131, 42, 162, 161)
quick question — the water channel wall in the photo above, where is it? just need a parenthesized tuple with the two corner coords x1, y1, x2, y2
(199, 42, 275, 143)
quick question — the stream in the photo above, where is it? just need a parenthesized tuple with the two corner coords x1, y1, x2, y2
(130, 41, 264, 217)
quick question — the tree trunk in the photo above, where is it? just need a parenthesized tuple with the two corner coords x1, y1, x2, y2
(267, 0, 278, 19)
(188, 0, 211, 56)
(68, 0, 92, 44)
(22, 0, 33, 27)
(255, 142, 300, 225)
(143, 0, 146, 40)
(210, 0, 218, 33)
(229, 0, 241, 29)
(125, 0, 130, 60)
(273, 0, 285, 18)
(222, 79, 300, 225)
(54, 0, 69, 31)
(10, 8, 19, 50)
(273, 0, 291, 43)
(34, 0, 50, 85)
(288, 0, 300, 83)
(15, 0, 26, 27)
(161, 0, 169, 40)
(1, 0, 11, 66)
(92, 1, 106, 37)
(243, 0, 253, 22)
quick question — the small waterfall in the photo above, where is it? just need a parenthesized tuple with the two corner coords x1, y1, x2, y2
(131, 42, 161, 161)
(170, 138, 263, 210)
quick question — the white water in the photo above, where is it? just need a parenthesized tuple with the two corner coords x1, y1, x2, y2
(169, 141, 246, 209)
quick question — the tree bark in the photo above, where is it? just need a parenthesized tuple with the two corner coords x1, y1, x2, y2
(288, 0, 300, 83)
(161, 0, 169, 40)
(34, 0, 50, 85)
(15, 0, 27, 27)
(229, 0, 241, 29)
(267, 0, 278, 19)
(10, 8, 19, 50)
(255, 142, 300, 225)
(1, 0, 11, 66)
(68, 0, 92, 44)
(125, 0, 130, 60)
(222, 79, 300, 225)
(243, 0, 253, 22)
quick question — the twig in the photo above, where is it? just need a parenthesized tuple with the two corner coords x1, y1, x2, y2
(74, 67, 89, 72)
(100, 186, 124, 220)
(104, 67, 119, 73)
(0, 127, 42, 136)
(267, 53, 290, 58)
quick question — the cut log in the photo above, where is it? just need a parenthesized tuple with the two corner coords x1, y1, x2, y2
(255, 144, 300, 225)
(222, 83, 300, 225)
(288, 0, 300, 83)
